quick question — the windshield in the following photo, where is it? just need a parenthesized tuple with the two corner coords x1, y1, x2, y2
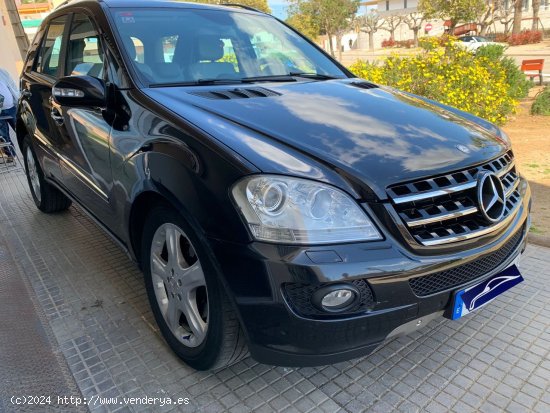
(110, 8, 348, 86)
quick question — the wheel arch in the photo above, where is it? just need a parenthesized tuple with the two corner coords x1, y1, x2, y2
(15, 116, 28, 151)
(128, 190, 174, 267)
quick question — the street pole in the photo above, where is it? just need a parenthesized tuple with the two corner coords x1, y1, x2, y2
(2, 0, 30, 59)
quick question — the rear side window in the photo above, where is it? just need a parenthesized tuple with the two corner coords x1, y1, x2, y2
(35, 16, 67, 77)
(65, 14, 104, 78)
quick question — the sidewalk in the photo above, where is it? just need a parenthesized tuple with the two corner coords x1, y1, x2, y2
(0, 172, 86, 413)
(0, 161, 549, 412)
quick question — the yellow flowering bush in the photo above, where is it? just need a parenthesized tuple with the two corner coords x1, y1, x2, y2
(348, 37, 525, 124)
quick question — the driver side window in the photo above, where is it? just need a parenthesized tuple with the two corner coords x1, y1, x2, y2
(65, 14, 104, 79)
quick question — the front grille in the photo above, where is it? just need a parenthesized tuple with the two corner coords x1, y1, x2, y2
(284, 279, 374, 317)
(409, 228, 523, 296)
(387, 151, 522, 246)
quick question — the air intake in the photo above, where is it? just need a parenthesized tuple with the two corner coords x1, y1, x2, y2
(189, 87, 281, 100)
(350, 81, 379, 90)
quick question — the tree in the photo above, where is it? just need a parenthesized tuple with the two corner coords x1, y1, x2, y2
(496, 1, 515, 34)
(381, 14, 402, 41)
(289, 0, 359, 60)
(418, 0, 485, 33)
(532, 0, 541, 30)
(403, 12, 425, 46)
(182, 0, 271, 13)
(476, 0, 501, 35)
(286, 13, 320, 40)
(358, 11, 384, 51)
(512, 0, 523, 34)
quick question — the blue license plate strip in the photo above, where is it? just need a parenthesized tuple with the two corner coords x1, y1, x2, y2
(451, 264, 523, 320)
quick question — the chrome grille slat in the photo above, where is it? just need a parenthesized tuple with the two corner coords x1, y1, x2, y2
(392, 181, 477, 204)
(405, 205, 479, 227)
(420, 197, 521, 245)
(387, 151, 522, 246)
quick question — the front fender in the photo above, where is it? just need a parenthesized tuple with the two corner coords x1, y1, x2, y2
(121, 144, 254, 251)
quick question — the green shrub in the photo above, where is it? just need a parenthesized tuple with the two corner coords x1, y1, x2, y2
(348, 38, 532, 124)
(531, 87, 550, 115)
(475, 44, 506, 60)
(474, 45, 531, 100)
(499, 57, 532, 100)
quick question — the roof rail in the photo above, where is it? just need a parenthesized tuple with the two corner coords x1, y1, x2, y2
(54, 0, 101, 10)
(220, 3, 266, 14)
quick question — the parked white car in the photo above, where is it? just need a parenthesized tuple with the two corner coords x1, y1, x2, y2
(457, 36, 504, 52)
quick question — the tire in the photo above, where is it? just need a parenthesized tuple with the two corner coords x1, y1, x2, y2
(22, 135, 72, 213)
(141, 204, 248, 370)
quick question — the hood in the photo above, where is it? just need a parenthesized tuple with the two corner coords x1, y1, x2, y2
(144, 79, 508, 196)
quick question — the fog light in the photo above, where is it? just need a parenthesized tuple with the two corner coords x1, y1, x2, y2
(322, 289, 355, 308)
(312, 284, 359, 312)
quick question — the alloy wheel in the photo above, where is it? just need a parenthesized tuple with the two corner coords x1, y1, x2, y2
(150, 223, 209, 347)
(26, 146, 41, 203)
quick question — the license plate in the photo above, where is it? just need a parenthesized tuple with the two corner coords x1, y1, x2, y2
(450, 263, 523, 320)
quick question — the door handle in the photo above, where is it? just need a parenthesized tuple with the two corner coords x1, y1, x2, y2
(21, 89, 32, 98)
(50, 108, 64, 126)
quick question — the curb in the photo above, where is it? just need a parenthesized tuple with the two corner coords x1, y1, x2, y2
(528, 233, 550, 248)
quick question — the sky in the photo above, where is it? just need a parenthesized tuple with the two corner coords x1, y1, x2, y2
(268, 0, 289, 19)
(268, 1, 370, 21)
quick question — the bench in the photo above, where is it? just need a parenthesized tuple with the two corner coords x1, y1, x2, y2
(521, 59, 544, 85)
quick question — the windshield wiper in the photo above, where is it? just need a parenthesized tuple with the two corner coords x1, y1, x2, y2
(149, 77, 298, 87)
(287, 72, 341, 80)
(148, 73, 339, 88)
(149, 79, 246, 87)
(239, 75, 297, 82)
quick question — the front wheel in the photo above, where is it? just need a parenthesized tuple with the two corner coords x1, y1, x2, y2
(142, 205, 247, 370)
(22, 135, 72, 213)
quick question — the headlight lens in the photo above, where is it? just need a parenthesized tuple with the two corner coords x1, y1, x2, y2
(231, 175, 382, 244)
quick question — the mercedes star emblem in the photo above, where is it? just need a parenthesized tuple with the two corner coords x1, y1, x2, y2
(477, 172, 506, 223)
(455, 144, 471, 154)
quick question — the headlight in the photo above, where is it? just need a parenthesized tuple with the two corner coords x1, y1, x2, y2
(231, 175, 382, 244)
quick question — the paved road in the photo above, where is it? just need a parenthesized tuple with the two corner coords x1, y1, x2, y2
(0, 165, 549, 413)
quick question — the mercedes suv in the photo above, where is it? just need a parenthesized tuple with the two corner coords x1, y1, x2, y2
(17, 0, 531, 370)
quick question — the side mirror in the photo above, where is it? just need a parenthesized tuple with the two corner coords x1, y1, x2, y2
(52, 75, 106, 107)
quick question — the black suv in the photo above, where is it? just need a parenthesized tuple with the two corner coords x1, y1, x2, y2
(17, 0, 531, 370)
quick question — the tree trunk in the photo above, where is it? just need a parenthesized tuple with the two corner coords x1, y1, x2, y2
(368, 32, 374, 51)
(413, 28, 419, 46)
(512, 0, 523, 34)
(447, 19, 457, 35)
(327, 31, 335, 57)
(389, 29, 395, 41)
(336, 34, 343, 62)
(532, 0, 541, 30)
(480, 23, 488, 36)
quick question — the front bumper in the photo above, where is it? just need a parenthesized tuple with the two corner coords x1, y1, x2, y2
(210, 181, 531, 367)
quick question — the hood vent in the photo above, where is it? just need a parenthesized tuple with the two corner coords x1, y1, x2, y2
(350, 81, 379, 90)
(189, 87, 281, 100)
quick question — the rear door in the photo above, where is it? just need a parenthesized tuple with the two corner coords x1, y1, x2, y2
(20, 15, 69, 181)
(51, 12, 113, 222)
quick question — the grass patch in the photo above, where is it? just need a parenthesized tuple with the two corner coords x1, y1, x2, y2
(525, 163, 540, 168)
(531, 86, 550, 115)
(529, 225, 544, 234)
